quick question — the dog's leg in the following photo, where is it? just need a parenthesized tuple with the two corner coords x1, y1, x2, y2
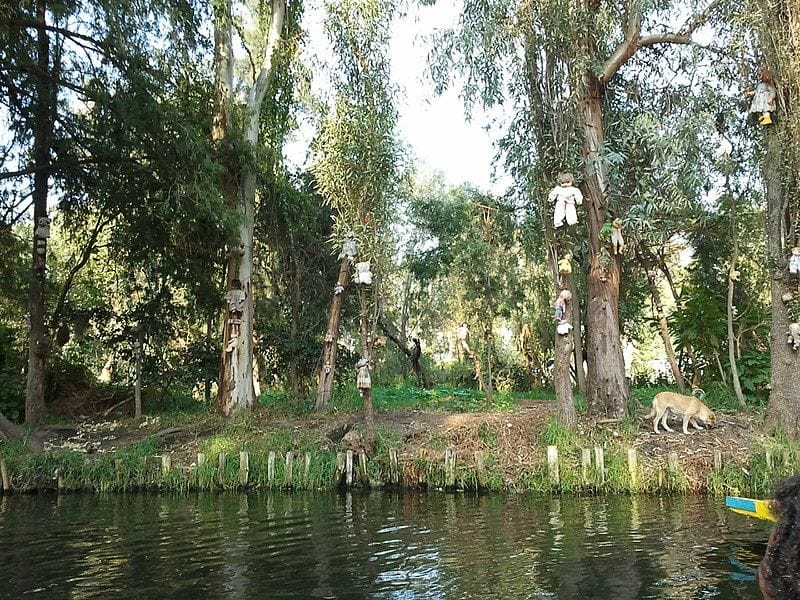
(682, 413, 692, 434)
(660, 411, 673, 432)
(690, 417, 704, 431)
(653, 408, 661, 433)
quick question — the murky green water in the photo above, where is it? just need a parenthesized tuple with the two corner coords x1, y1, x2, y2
(0, 491, 768, 599)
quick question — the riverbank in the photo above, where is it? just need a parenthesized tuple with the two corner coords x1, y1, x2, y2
(1, 391, 794, 496)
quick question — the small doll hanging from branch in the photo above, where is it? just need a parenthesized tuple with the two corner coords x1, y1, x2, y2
(788, 247, 800, 277)
(548, 172, 583, 228)
(611, 218, 625, 255)
(554, 289, 572, 320)
(748, 67, 777, 126)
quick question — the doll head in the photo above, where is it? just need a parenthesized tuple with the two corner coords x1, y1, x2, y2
(557, 172, 574, 186)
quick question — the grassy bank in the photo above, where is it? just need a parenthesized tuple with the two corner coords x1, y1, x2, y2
(0, 384, 795, 497)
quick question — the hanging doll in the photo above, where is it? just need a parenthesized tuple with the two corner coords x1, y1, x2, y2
(787, 323, 800, 351)
(556, 320, 573, 336)
(224, 279, 246, 339)
(353, 261, 373, 285)
(339, 231, 358, 262)
(548, 172, 584, 228)
(554, 289, 572, 320)
(355, 357, 371, 395)
(558, 253, 573, 276)
(789, 247, 800, 277)
(748, 68, 777, 126)
(611, 218, 625, 255)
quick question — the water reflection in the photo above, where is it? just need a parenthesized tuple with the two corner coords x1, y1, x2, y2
(0, 491, 768, 599)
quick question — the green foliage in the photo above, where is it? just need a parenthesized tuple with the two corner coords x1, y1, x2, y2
(540, 418, 579, 450)
(0, 325, 24, 422)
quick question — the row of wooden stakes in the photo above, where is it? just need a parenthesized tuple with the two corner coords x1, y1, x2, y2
(0, 445, 776, 493)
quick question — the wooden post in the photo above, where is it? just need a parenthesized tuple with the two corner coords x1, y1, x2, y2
(218, 452, 227, 485)
(358, 450, 368, 484)
(114, 458, 123, 487)
(765, 450, 773, 471)
(474, 451, 486, 489)
(54, 468, 63, 491)
(713, 450, 723, 472)
(285, 452, 294, 486)
(444, 448, 456, 488)
(346, 450, 354, 486)
(267, 451, 276, 484)
(239, 451, 249, 487)
(335, 452, 346, 484)
(198, 453, 206, 467)
(389, 448, 399, 485)
(0, 459, 9, 492)
(161, 454, 172, 476)
(627, 448, 638, 489)
(547, 446, 560, 486)
(594, 446, 605, 486)
(581, 448, 591, 486)
(304, 452, 311, 485)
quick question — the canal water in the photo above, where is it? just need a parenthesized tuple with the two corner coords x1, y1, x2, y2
(0, 491, 768, 599)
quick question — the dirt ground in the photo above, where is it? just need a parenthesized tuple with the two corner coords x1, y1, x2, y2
(38, 398, 763, 487)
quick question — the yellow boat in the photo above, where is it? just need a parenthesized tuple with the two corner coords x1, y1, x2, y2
(725, 496, 776, 522)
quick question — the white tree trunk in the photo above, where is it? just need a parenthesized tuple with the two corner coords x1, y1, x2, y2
(215, 0, 286, 416)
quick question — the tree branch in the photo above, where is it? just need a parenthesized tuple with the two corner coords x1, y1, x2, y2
(599, 0, 724, 84)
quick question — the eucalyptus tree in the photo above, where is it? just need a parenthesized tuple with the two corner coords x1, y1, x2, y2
(1, 0, 219, 424)
(311, 0, 401, 427)
(429, 0, 723, 419)
(746, 0, 800, 435)
(211, 0, 293, 416)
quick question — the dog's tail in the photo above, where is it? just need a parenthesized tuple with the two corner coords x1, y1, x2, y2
(692, 388, 706, 401)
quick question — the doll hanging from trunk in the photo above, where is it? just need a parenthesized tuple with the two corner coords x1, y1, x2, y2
(548, 172, 583, 228)
(748, 68, 777, 126)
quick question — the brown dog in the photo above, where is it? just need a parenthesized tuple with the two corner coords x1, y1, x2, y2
(646, 391, 715, 434)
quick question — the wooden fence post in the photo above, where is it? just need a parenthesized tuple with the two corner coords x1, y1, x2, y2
(594, 446, 605, 486)
(581, 448, 591, 486)
(547, 446, 560, 486)
(0, 459, 9, 492)
(304, 452, 311, 486)
(389, 448, 400, 485)
(267, 451, 276, 485)
(285, 452, 294, 486)
(474, 451, 486, 489)
(335, 452, 346, 485)
(444, 448, 456, 488)
(713, 450, 723, 472)
(161, 454, 172, 476)
(346, 450, 354, 486)
(239, 451, 249, 487)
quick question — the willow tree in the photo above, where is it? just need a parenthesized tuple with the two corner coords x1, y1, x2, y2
(750, 0, 800, 435)
(431, 0, 721, 419)
(212, 0, 288, 416)
(312, 0, 400, 428)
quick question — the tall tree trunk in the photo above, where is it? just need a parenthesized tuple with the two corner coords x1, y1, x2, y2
(566, 275, 586, 397)
(316, 258, 350, 411)
(548, 244, 576, 426)
(581, 74, 628, 418)
(289, 255, 302, 401)
(359, 309, 374, 438)
(763, 128, 800, 435)
(637, 248, 685, 393)
(213, 0, 286, 416)
(726, 244, 746, 411)
(25, 0, 53, 426)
